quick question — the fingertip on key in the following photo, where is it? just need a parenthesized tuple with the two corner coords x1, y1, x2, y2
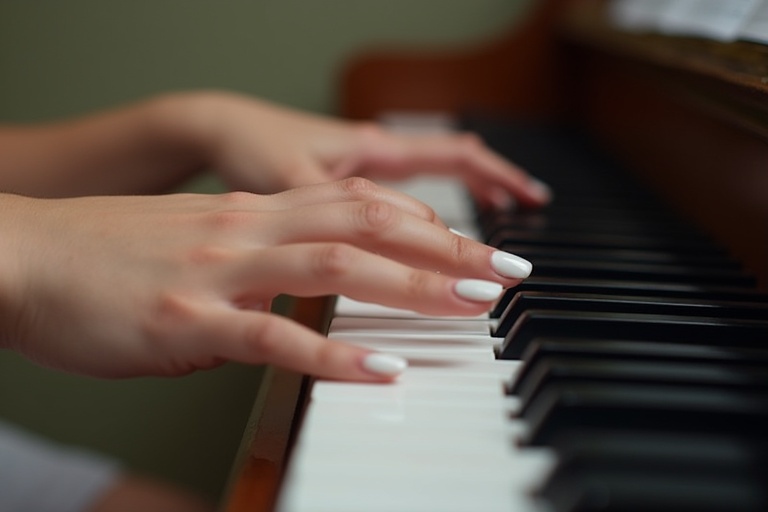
(362, 353, 408, 377)
(454, 279, 504, 302)
(491, 251, 532, 279)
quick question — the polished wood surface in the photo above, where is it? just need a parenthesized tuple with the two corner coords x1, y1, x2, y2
(220, 297, 333, 512)
(338, 0, 577, 120)
(560, 2, 768, 288)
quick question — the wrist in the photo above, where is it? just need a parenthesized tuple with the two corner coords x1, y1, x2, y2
(137, 92, 225, 178)
(0, 193, 35, 349)
(143, 90, 249, 170)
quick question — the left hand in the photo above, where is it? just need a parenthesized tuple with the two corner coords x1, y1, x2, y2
(182, 91, 552, 209)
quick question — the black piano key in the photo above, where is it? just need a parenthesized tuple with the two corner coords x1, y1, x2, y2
(497, 244, 740, 268)
(511, 338, 768, 395)
(512, 357, 768, 418)
(538, 431, 768, 512)
(499, 310, 768, 359)
(487, 228, 724, 253)
(490, 278, 768, 318)
(483, 213, 707, 244)
(484, 204, 691, 226)
(467, 119, 768, 511)
(520, 382, 768, 447)
(479, 209, 676, 240)
(494, 291, 768, 338)
(527, 259, 755, 287)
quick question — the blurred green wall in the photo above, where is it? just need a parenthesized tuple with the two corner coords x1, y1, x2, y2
(0, 0, 529, 118)
(0, 0, 529, 503)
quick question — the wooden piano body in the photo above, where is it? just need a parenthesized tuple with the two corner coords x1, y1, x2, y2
(221, 0, 768, 510)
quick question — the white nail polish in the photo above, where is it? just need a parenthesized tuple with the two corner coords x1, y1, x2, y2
(362, 353, 408, 376)
(454, 279, 503, 302)
(491, 251, 533, 279)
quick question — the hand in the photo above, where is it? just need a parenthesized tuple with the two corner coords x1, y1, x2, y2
(183, 91, 551, 208)
(0, 179, 531, 381)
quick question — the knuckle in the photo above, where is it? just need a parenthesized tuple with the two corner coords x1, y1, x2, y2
(338, 176, 379, 200)
(414, 202, 438, 224)
(206, 209, 250, 231)
(458, 132, 483, 147)
(313, 243, 356, 279)
(155, 291, 197, 322)
(449, 233, 473, 270)
(203, 192, 260, 231)
(358, 200, 397, 236)
(244, 315, 283, 359)
(405, 269, 432, 299)
(313, 340, 338, 371)
(184, 245, 235, 266)
(143, 291, 198, 340)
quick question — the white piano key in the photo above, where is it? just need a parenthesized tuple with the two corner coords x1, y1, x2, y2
(311, 380, 507, 406)
(279, 459, 553, 512)
(330, 332, 498, 349)
(297, 419, 517, 451)
(293, 421, 532, 461)
(381, 369, 512, 390)
(280, 419, 556, 512)
(328, 316, 494, 337)
(318, 371, 508, 392)
(288, 441, 554, 482)
(300, 398, 517, 428)
(330, 333, 497, 361)
(334, 295, 490, 320)
(401, 358, 520, 379)
(288, 453, 532, 486)
(384, 349, 495, 362)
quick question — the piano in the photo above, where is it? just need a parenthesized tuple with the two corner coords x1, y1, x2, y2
(221, 1, 768, 511)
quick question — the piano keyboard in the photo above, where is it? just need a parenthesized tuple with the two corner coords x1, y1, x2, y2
(276, 122, 768, 512)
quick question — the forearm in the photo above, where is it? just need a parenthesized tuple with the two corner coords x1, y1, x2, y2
(0, 93, 210, 197)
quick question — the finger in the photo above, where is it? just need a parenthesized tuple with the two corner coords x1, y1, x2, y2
(225, 243, 507, 317)
(465, 179, 517, 212)
(353, 131, 552, 208)
(262, 201, 532, 284)
(201, 308, 408, 382)
(262, 177, 445, 227)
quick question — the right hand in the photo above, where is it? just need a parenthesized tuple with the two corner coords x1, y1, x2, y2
(0, 178, 531, 382)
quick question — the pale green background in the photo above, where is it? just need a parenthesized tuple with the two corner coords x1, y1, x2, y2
(0, 0, 528, 503)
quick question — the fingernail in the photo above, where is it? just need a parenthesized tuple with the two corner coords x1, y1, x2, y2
(529, 177, 553, 202)
(454, 279, 503, 302)
(491, 251, 533, 279)
(362, 353, 408, 376)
